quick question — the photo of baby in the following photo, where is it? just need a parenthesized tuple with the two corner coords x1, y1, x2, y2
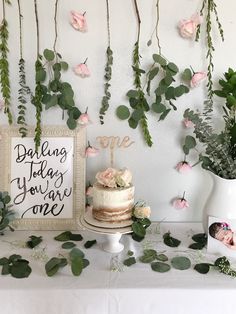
(207, 216, 236, 259)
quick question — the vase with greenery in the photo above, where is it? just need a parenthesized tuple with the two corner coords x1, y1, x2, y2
(183, 68, 236, 225)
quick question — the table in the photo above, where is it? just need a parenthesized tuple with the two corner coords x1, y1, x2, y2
(0, 223, 236, 314)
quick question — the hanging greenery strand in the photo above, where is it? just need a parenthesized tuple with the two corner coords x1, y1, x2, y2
(17, 0, 32, 137)
(147, 0, 161, 55)
(32, 0, 45, 151)
(0, 0, 13, 124)
(99, 0, 113, 125)
(195, 0, 224, 112)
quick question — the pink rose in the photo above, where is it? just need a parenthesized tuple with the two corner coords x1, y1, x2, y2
(116, 168, 132, 187)
(70, 11, 87, 32)
(183, 118, 195, 128)
(190, 72, 207, 88)
(173, 195, 189, 209)
(133, 206, 151, 219)
(74, 62, 90, 78)
(96, 168, 117, 188)
(178, 13, 202, 39)
(85, 142, 99, 157)
(86, 185, 93, 196)
(176, 161, 192, 173)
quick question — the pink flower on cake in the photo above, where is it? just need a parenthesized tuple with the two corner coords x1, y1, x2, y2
(183, 118, 195, 128)
(190, 71, 207, 88)
(85, 141, 99, 157)
(176, 160, 192, 173)
(172, 192, 189, 209)
(74, 58, 90, 78)
(78, 107, 91, 126)
(86, 183, 93, 196)
(96, 168, 117, 188)
(133, 206, 151, 219)
(70, 11, 87, 32)
(178, 13, 202, 39)
(116, 168, 132, 187)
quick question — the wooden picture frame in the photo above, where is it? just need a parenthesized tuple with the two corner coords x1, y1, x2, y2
(0, 126, 86, 230)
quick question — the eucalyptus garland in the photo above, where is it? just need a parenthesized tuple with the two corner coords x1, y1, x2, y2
(99, 0, 113, 124)
(195, 0, 224, 110)
(0, 0, 13, 124)
(116, 0, 189, 147)
(17, 0, 32, 137)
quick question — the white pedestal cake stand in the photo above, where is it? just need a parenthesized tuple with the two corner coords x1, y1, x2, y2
(80, 209, 132, 254)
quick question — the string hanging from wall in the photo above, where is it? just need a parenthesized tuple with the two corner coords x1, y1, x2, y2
(99, 0, 113, 125)
(0, 0, 13, 124)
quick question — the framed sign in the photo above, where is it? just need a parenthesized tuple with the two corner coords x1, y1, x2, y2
(0, 126, 86, 230)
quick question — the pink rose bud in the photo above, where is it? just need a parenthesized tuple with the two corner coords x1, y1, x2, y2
(85, 142, 99, 158)
(178, 13, 202, 39)
(70, 11, 87, 32)
(74, 61, 90, 78)
(173, 192, 189, 209)
(78, 108, 91, 126)
(176, 161, 192, 173)
(86, 185, 93, 196)
(190, 72, 207, 88)
(183, 118, 195, 128)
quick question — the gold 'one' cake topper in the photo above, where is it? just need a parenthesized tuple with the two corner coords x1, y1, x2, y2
(96, 136, 134, 167)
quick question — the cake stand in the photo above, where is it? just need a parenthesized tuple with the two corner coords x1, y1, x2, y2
(80, 209, 132, 253)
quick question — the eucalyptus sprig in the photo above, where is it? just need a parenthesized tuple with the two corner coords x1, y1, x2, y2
(0, 0, 13, 124)
(195, 0, 224, 108)
(99, 0, 113, 124)
(0, 191, 15, 234)
(17, 0, 32, 137)
(0, 254, 32, 278)
(116, 1, 189, 147)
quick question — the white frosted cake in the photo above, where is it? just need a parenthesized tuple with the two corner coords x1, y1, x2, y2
(92, 168, 134, 223)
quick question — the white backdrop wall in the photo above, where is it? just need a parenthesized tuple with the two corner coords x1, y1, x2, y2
(0, 0, 234, 222)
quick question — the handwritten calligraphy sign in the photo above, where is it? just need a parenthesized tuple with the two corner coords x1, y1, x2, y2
(10, 137, 74, 220)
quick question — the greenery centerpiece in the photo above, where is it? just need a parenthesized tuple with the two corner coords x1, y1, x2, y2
(183, 68, 236, 179)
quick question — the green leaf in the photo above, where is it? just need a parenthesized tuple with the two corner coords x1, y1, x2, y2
(132, 221, 146, 238)
(149, 67, 159, 80)
(123, 257, 136, 267)
(182, 68, 192, 81)
(165, 86, 175, 100)
(60, 61, 69, 71)
(62, 242, 76, 249)
(69, 248, 85, 260)
(192, 233, 207, 244)
(11, 261, 32, 278)
(159, 109, 171, 121)
(163, 232, 181, 247)
(69, 233, 83, 241)
(194, 263, 210, 274)
(27, 235, 43, 249)
(67, 117, 77, 130)
(43, 49, 55, 61)
(36, 68, 46, 83)
(116, 105, 130, 120)
(156, 254, 168, 262)
(167, 62, 179, 75)
(9, 254, 22, 263)
(84, 240, 97, 249)
(139, 249, 157, 263)
(3, 195, 11, 204)
(71, 256, 84, 276)
(184, 135, 196, 149)
(214, 90, 227, 98)
(147, 40, 152, 46)
(151, 262, 171, 272)
(227, 95, 236, 107)
(128, 117, 138, 129)
(2, 263, 10, 275)
(174, 85, 186, 98)
(0, 257, 9, 265)
(131, 108, 143, 121)
(153, 54, 166, 66)
(54, 231, 72, 242)
(127, 90, 139, 98)
(171, 256, 191, 270)
(45, 95, 58, 109)
(70, 107, 81, 120)
(189, 242, 206, 250)
(45, 258, 61, 277)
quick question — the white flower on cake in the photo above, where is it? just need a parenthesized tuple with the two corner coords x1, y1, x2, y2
(95, 168, 132, 188)
(133, 205, 151, 219)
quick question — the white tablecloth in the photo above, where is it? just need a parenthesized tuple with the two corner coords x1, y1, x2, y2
(0, 223, 235, 314)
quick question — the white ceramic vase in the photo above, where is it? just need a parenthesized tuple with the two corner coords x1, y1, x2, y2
(203, 172, 236, 232)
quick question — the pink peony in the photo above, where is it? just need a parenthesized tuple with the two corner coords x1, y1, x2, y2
(70, 11, 87, 32)
(190, 71, 207, 88)
(178, 13, 202, 39)
(176, 161, 192, 173)
(96, 168, 117, 188)
(116, 168, 132, 187)
(173, 196, 189, 209)
(183, 118, 195, 128)
(85, 142, 99, 157)
(133, 206, 151, 219)
(74, 62, 90, 78)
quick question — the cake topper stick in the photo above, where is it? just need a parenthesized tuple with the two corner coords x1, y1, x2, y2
(96, 136, 135, 167)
